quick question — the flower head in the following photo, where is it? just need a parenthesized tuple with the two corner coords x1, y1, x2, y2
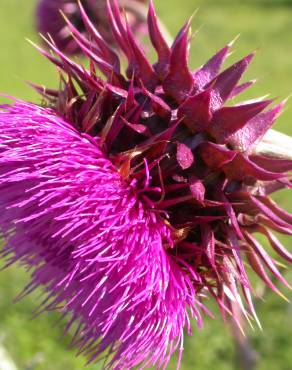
(1, 0, 292, 368)
(36, 0, 147, 54)
(0, 101, 201, 368)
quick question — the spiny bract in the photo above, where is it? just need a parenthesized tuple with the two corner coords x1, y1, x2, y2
(0, 0, 292, 369)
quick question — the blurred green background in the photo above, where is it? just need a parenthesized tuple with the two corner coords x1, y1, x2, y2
(0, 0, 291, 369)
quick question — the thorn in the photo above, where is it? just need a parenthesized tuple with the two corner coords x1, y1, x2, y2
(190, 24, 204, 41)
(189, 8, 200, 24)
(228, 33, 241, 47)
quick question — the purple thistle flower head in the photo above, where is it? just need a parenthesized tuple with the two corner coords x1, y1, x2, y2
(36, 0, 147, 55)
(1, 0, 292, 368)
(0, 100, 201, 367)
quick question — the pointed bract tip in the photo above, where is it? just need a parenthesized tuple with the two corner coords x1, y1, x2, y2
(228, 33, 241, 47)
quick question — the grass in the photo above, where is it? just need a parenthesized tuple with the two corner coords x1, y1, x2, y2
(0, 0, 291, 369)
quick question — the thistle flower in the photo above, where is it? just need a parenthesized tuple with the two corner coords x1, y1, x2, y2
(36, 0, 148, 54)
(1, 0, 292, 368)
(0, 101, 200, 368)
